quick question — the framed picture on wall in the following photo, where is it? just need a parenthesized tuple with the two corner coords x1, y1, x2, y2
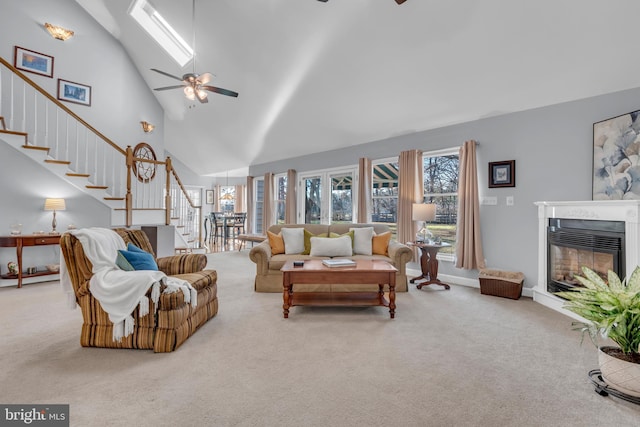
(57, 79, 91, 106)
(13, 46, 54, 78)
(206, 190, 214, 205)
(593, 110, 640, 200)
(488, 160, 515, 188)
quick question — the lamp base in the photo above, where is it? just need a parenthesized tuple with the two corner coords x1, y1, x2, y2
(416, 223, 434, 243)
(51, 211, 58, 234)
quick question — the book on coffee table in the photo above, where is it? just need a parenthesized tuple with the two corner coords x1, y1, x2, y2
(322, 259, 356, 267)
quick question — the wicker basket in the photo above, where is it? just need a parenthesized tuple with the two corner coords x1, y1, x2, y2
(478, 268, 524, 300)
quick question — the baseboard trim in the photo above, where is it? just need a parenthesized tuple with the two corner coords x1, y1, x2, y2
(406, 268, 533, 298)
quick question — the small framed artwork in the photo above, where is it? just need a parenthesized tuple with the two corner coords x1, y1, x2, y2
(57, 79, 91, 106)
(206, 190, 214, 205)
(488, 160, 516, 188)
(13, 46, 54, 78)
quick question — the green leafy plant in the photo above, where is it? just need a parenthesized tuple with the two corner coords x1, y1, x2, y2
(555, 266, 640, 361)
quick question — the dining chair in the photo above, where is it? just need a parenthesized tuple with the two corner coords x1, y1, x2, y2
(229, 212, 246, 244)
(209, 212, 225, 245)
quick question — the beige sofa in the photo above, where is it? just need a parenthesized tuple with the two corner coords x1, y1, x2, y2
(249, 223, 413, 292)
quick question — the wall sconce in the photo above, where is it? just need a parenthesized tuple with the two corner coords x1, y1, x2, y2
(44, 198, 66, 234)
(45, 23, 74, 41)
(140, 121, 155, 133)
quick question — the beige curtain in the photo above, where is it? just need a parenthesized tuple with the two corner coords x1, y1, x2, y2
(234, 184, 245, 212)
(357, 158, 372, 223)
(285, 169, 297, 224)
(455, 140, 486, 270)
(397, 150, 423, 249)
(214, 184, 221, 212)
(262, 172, 276, 232)
(246, 176, 254, 233)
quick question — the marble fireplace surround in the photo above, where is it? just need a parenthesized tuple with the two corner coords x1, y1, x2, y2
(534, 200, 640, 320)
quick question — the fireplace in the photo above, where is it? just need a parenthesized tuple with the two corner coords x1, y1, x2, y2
(535, 201, 640, 320)
(547, 218, 625, 294)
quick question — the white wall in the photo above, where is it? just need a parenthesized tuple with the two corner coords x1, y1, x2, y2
(0, 0, 165, 274)
(249, 86, 640, 289)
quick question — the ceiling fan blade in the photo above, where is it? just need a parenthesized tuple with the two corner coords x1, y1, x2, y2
(150, 68, 184, 81)
(197, 72, 214, 85)
(154, 85, 186, 91)
(201, 85, 239, 98)
(395, 0, 407, 3)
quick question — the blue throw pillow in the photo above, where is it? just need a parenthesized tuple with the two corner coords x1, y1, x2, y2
(127, 243, 146, 253)
(116, 244, 158, 271)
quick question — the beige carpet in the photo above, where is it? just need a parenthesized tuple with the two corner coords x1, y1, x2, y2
(1, 251, 638, 426)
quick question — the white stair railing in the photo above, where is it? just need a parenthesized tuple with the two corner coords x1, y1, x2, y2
(0, 56, 202, 244)
(0, 56, 129, 199)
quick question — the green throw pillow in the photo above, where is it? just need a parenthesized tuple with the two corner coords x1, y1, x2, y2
(329, 230, 354, 248)
(302, 230, 328, 255)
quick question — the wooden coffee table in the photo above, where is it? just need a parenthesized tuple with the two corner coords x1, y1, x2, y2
(281, 259, 397, 319)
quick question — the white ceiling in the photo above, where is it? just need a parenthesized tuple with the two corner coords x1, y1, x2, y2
(78, 0, 640, 177)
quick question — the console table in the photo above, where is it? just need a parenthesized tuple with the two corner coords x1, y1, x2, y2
(0, 234, 61, 288)
(408, 242, 451, 290)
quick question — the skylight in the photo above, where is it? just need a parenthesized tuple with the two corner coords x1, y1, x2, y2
(129, 0, 193, 67)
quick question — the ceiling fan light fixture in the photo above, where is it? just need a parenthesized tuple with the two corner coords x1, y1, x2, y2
(184, 85, 196, 100)
(150, 0, 239, 102)
(196, 88, 208, 101)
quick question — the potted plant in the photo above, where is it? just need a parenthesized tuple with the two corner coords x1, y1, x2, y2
(556, 266, 640, 397)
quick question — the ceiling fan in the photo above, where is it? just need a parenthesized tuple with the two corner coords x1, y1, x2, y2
(317, 0, 407, 3)
(151, 0, 238, 103)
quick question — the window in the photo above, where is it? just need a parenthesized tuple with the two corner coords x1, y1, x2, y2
(129, 0, 193, 66)
(372, 159, 399, 235)
(219, 186, 235, 213)
(422, 148, 459, 257)
(298, 167, 356, 224)
(331, 173, 353, 223)
(276, 174, 287, 224)
(254, 178, 264, 234)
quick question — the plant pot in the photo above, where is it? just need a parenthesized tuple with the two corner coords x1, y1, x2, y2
(598, 346, 640, 397)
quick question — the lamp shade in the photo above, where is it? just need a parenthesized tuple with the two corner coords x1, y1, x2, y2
(412, 203, 436, 221)
(44, 198, 66, 211)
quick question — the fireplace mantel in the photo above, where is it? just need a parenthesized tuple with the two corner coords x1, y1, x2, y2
(534, 200, 640, 319)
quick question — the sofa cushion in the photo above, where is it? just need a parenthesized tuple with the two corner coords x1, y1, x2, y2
(267, 231, 285, 255)
(269, 224, 329, 236)
(302, 229, 328, 255)
(281, 227, 305, 254)
(329, 223, 390, 235)
(310, 235, 352, 257)
(350, 227, 374, 255)
(372, 231, 392, 255)
(158, 270, 217, 310)
(329, 231, 353, 244)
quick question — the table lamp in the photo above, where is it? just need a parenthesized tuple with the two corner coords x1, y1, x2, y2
(412, 203, 436, 243)
(44, 198, 66, 234)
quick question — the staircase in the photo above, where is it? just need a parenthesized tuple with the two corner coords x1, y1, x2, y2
(0, 57, 203, 251)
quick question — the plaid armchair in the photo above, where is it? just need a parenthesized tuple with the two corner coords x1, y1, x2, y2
(60, 228, 218, 352)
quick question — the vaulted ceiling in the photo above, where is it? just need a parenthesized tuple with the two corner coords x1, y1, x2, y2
(78, 0, 640, 177)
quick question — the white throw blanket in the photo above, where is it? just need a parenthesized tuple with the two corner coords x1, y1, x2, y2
(60, 227, 197, 341)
